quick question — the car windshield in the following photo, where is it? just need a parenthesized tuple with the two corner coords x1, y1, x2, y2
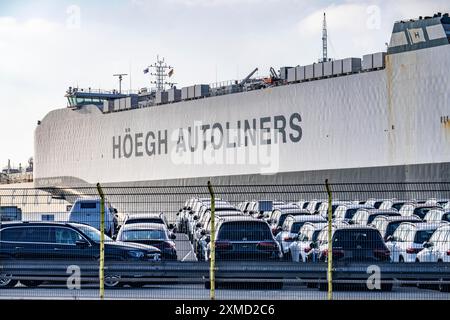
(75, 224, 113, 243)
(291, 222, 304, 233)
(333, 229, 384, 249)
(392, 203, 404, 211)
(127, 218, 164, 225)
(218, 222, 272, 241)
(122, 230, 167, 241)
(413, 230, 436, 244)
(345, 209, 359, 219)
(385, 222, 403, 238)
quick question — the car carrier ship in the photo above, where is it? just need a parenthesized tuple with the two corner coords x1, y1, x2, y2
(34, 13, 450, 189)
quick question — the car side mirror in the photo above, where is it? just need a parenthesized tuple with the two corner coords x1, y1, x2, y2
(193, 216, 198, 221)
(423, 241, 433, 248)
(348, 220, 355, 225)
(75, 239, 90, 247)
(170, 233, 176, 240)
(169, 223, 174, 229)
(205, 236, 211, 243)
(179, 209, 182, 213)
(201, 230, 206, 236)
(196, 223, 202, 228)
(387, 235, 396, 242)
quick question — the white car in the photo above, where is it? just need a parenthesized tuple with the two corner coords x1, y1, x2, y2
(385, 222, 441, 262)
(275, 215, 326, 256)
(289, 222, 328, 262)
(423, 209, 450, 223)
(416, 223, 450, 263)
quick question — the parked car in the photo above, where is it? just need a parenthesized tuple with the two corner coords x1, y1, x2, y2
(423, 209, 450, 223)
(289, 222, 328, 262)
(385, 222, 441, 262)
(123, 212, 174, 230)
(370, 215, 422, 241)
(68, 198, 118, 237)
(305, 200, 326, 214)
(116, 223, 177, 260)
(206, 216, 281, 261)
(365, 198, 392, 209)
(268, 208, 310, 236)
(313, 226, 391, 263)
(193, 210, 243, 259)
(416, 223, 450, 263)
(274, 215, 326, 256)
(187, 201, 234, 241)
(0, 222, 161, 288)
(399, 203, 441, 219)
(317, 201, 354, 220)
(379, 200, 412, 211)
(350, 208, 400, 226)
(332, 205, 374, 223)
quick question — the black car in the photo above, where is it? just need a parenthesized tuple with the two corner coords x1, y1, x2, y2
(0, 222, 161, 288)
(207, 216, 281, 261)
(116, 223, 177, 260)
(314, 226, 391, 263)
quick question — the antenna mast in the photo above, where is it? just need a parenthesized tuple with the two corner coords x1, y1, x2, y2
(145, 55, 175, 91)
(113, 73, 128, 93)
(322, 12, 328, 63)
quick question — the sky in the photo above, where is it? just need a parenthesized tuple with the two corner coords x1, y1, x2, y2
(0, 0, 448, 170)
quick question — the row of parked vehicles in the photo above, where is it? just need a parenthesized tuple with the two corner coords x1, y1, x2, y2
(176, 197, 450, 266)
(0, 198, 180, 288)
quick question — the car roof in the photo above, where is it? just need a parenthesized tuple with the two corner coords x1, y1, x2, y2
(126, 213, 163, 219)
(302, 222, 329, 230)
(0, 221, 73, 228)
(334, 225, 379, 231)
(288, 215, 326, 222)
(373, 215, 421, 222)
(120, 223, 167, 231)
(363, 209, 399, 214)
(338, 205, 374, 210)
(399, 222, 443, 230)
(276, 208, 309, 214)
(219, 216, 263, 223)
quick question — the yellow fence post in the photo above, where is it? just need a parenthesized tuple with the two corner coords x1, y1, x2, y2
(325, 179, 333, 300)
(96, 183, 105, 300)
(207, 181, 216, 300)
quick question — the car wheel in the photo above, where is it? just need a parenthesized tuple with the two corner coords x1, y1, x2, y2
(20, 280, 43, 288)
(0, 274, 18, 289)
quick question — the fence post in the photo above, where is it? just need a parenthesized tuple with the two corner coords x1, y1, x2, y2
(325, 179, 333, 300)
(207, 181, 216, 300)
(96, 183, 105, 300)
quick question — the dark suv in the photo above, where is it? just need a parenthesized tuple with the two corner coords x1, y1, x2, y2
(314, 226, 391, 263)
(207, 216, 281, 261)
(0, 222, 161, 288)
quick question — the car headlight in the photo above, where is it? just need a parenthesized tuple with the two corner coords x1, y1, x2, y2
(128, 251, 145, 259)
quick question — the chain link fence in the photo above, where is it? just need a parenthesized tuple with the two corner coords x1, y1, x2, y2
(0, 182, 449, 300)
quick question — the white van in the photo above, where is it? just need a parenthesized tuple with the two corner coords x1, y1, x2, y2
(68, 198, 117, 236)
